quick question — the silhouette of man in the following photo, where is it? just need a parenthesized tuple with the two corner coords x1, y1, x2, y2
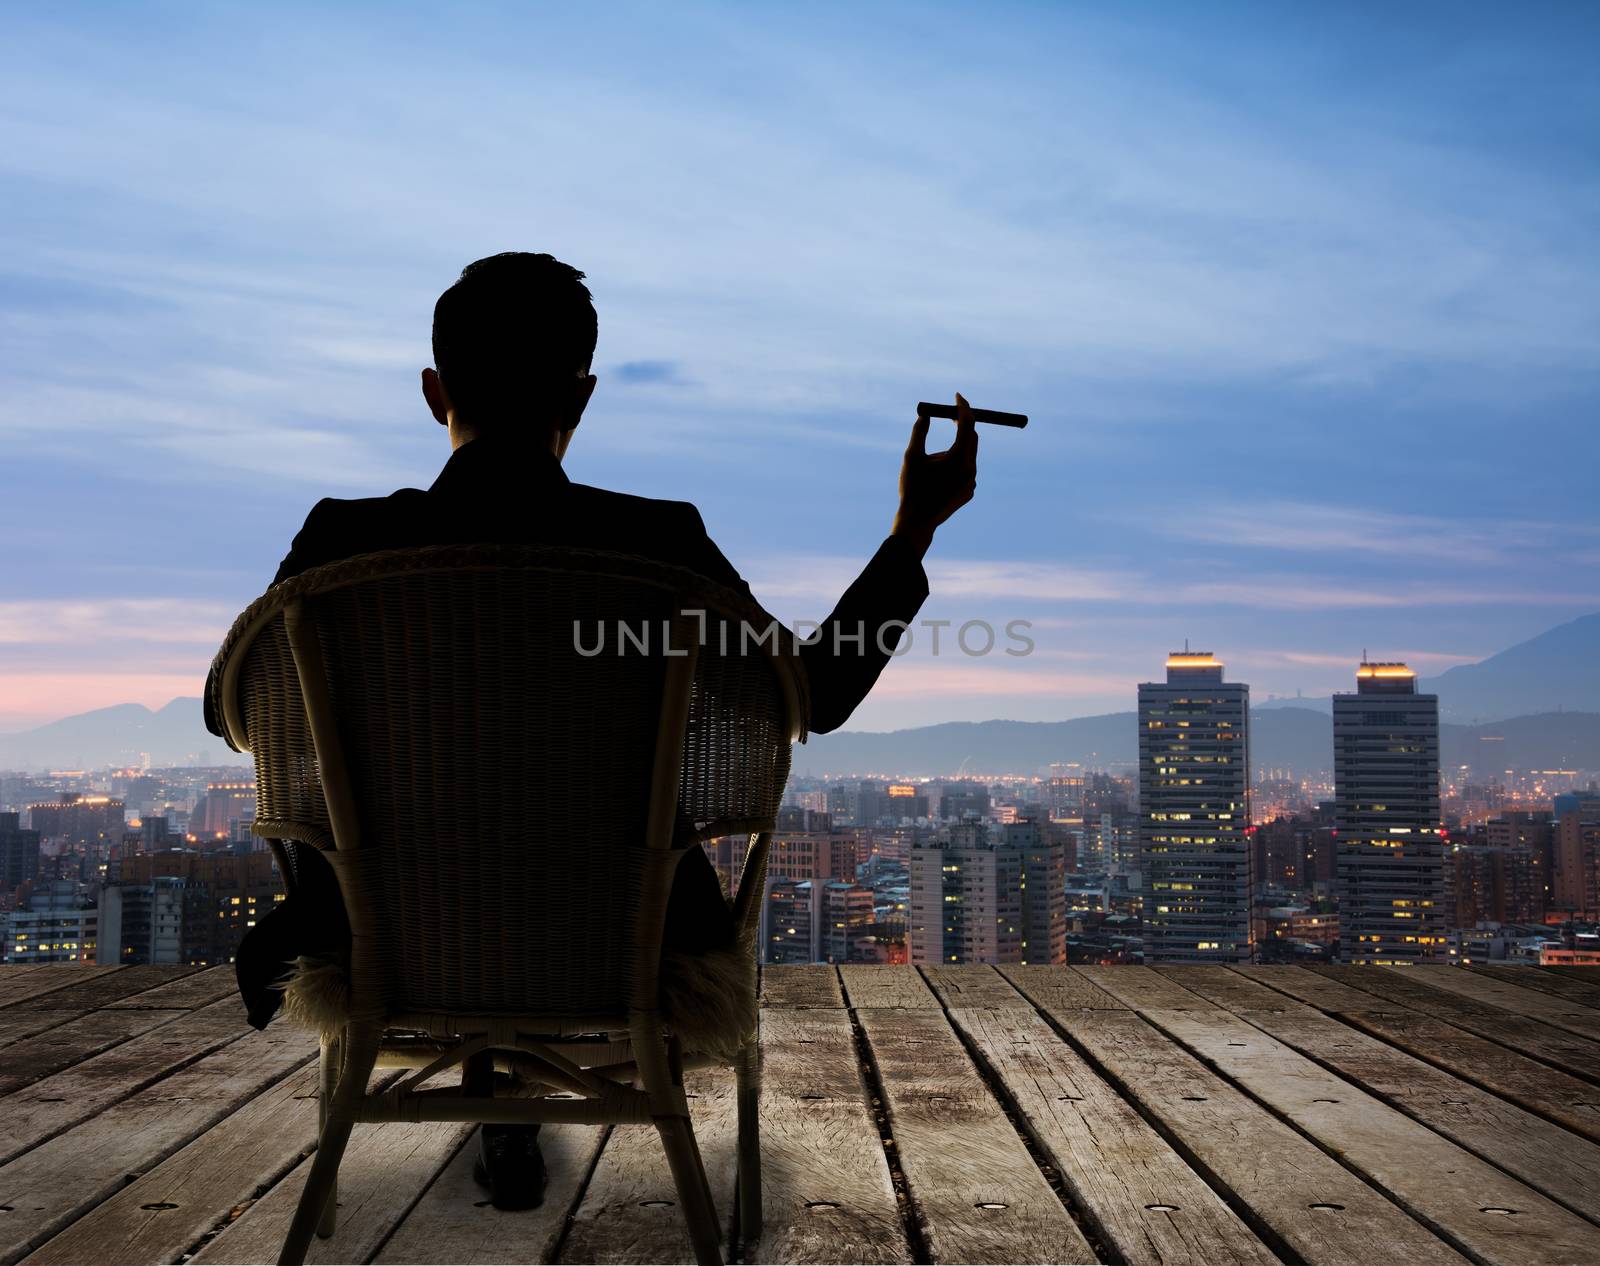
(208, 251, 978, 1209)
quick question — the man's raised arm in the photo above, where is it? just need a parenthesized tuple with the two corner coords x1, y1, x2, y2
(696, 393, 980, 733)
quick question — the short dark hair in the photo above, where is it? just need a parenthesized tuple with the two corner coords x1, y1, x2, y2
(431, 252, 598, 425)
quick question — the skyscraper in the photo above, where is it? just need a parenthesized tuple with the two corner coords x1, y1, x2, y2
(0, 811, 41, 890)
(1138, 651, 1253, 962)
(908, 821, 1067, 965)
(1003, 819, 1068, 965)
(1334, 661, 1445, 964)
(1554, 801, 1600, 920)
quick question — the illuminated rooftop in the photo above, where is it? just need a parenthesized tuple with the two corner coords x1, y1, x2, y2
(1356, 661, 1417, 679)
(1165, 652, 1222, 668)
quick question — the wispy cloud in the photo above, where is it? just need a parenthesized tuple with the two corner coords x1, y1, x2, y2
(1173, 578, 1590, 611)
(744, 553, 1589, 615)
(1242, 648, 1483, 671)
(0, 599, 232, 647)
(1147, 501, 1595, 566)
(612, 359, 688, 386)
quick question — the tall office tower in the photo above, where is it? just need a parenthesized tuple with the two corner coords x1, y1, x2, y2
(26, 794, 127, 848)
(1334, 661, 1445, 964)
(909, 827, 1020, 965)
(821, 882, 877, 963)
(190, 781, 258, 838)
(1002, 819, 1068, 965)
(1046, 766, 1086, 818)
(1138, 651, 1253, 962)
(934, 781, 991, 822)
(1451, 843, 1544, 927)
(761, 879, 819, 964)
(776, 807, 834, 833)
(908, 823, 1066, 965)
(0, 811, 42, 890)
(769, 830, 862, 884)
(1554, 802, 1600, 920)
(5, 879, 97, 963)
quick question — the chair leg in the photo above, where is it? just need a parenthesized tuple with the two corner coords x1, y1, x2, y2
(736, 1039, 762, 1252)
(316, 1035, 342, 1239)
(655, 1113, 724, 1266)
(279, 1118, 355, 1266)
(279, 1027, 376, 1266)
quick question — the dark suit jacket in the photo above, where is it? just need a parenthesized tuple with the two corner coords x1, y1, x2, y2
(212, 430, 929, 1026)
(207, 430, 928, 737)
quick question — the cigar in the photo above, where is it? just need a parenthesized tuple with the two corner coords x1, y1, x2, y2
(916, 402, 1028, 428)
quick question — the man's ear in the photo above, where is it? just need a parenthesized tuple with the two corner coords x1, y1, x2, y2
(421, 367, 451, 426)
(574, 372, 597, 425)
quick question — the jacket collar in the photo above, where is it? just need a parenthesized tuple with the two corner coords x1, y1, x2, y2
(429, 431, 571, 496)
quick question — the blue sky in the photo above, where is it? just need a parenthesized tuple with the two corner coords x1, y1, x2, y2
(2, 1, 1596, 731)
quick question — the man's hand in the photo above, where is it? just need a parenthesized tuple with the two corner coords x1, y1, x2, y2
(891, 392, 979, 556)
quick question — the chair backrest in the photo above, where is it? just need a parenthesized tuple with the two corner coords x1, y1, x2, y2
(210, 545, 805, 1024)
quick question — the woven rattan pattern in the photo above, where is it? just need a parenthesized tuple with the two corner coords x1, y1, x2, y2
(211, 545, 805, 1018)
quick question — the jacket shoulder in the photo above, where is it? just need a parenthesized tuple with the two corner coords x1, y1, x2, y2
(566, 482, 704, 527)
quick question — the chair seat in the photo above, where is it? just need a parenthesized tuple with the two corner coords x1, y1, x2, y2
(277, 940, 757, 1063)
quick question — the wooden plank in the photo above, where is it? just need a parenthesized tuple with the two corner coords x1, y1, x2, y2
(21, 1063, 324, 1266)
(1233, 967, 1600, 1144)
(1078, 967, 1224, 1012)
(854, 1005, 1094, 1264)
(559, 1066, 739, 1264)
(1153, 966, 1311, 1014)
(25, 1066, 404, 1266)
(1144, 1007, 1600, 1266)
(7, 965, 198, 1013)
(187, 1086, 476, 1265)
(1, 999, 256, 1166)
(1170, 970, 1600, 1224)
(1397, 966, 1600, 1042)
(753, 1006, 908, 1265)
(106, 965, 241, 1010)
(0, 1023, 315, 1264)
(762, 965, 844, 1009)
(0, 969, 239, 1057)
(1042, 1007, 1467, 1265)
(374, 1123, 607, 1266)
(1475, 965, 1600, 1010)
(839, 967, 938, 1010)
(919, 966, 1033, 1008)
(0, 1008, 183, 1097)
(0, 1008, 109, 1053)
(1231, 965, 1382, 1012)
(0, 966, 120, 1009)
(0, 968, 239, 1056)
(1306, 966, 1600, 1083)
(950, 1005, 1276, 1266)
(998, 965, 1127, 1012)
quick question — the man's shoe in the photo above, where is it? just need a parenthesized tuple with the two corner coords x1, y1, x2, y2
(473, 1124, 547, 1211)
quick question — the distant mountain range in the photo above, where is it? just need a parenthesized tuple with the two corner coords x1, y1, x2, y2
(790, 612, 1600, 776)
(1421, 612, 1600, 723)
(3, 612, 1596, 776)
(0, 698, 244, 771)
(791, 707, 1600, 778)
(1255, 613, 1600, 721)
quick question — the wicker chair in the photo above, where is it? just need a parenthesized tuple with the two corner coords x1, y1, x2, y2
(208, 544, 807, 1266)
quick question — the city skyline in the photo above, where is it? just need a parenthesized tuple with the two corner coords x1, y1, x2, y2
(4, 3, 1599, 731)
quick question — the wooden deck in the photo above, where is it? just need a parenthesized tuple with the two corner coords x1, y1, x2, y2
(1, 963, 1599, 1265)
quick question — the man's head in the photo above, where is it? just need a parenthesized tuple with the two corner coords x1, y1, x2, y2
(423, 252, 598, 453)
